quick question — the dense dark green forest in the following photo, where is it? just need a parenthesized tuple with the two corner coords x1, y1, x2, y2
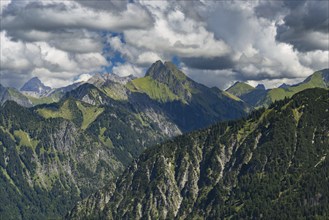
(68, 88, 329, 219)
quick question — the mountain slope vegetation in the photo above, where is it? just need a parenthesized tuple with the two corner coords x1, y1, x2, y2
(226, 68, 329, 107)
(0, 61, 250, 218)
(68, 88, 329, 219)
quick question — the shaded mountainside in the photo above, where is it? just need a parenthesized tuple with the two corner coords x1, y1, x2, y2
(68, 88, 329, 219)
(127, 61, 250, 132)
(0, 60, 248, 218)
(57, 60, 249, 133)
(226, 81, 256, 97)
(0, 101, 120, 219)
(226, 68, 329, 107)
(0, 97, 178, 219)
(0, 84, 32, 107)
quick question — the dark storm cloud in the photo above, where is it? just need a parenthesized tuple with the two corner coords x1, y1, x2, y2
(283, 0, 328, 33)
(276, 0, 328, 51)
(254, 1, 286, 20)
(181, 56, 235, 70)
(74, 0, 127, 12)
(1, 1, 154, 33)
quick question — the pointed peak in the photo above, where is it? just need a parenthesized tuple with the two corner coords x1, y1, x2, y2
(145, 60, 165, 77)
(23, 77, 42, 85)
(164, 61, 176, 68)
(145, 60, 186, 82)
(256, 84, 266, 90)
(20, 76, 51, 94)
(226, 81, 254, 91)
(279, 83, 290, 89)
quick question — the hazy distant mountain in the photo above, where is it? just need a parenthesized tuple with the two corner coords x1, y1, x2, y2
(68, 88, 329, 219)
(20, 77, 52, 98)
(226, 68, 329, 107)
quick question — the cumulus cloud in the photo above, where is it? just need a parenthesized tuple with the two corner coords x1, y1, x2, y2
(0, 31, 107, 88)
(0, 0, 328, 90)
(112, 63, 144, 77)
(246, 77, 307, 89)
(8, 29, 103, 53)
(255, 0, 329, 52)
(186, 68, 237, 90)
(203, 1, 313, 83)
(1, 1, 153, 32)
(74, 73, 93, 83)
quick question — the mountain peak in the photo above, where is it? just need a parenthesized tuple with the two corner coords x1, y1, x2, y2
(279, 83, 290, 89)
(145, 60, 187, 82)
(226, 81, 255, 97)
(145, 60, 165, 77)
(20, 77, 51, 95)
(256, 84, 266, 90)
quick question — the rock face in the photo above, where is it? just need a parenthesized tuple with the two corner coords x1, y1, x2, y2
(68, 88, 329, 219)
(20, 77, 52, 98)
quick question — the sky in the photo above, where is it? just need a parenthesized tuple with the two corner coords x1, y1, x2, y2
(0, 0, 328, 89)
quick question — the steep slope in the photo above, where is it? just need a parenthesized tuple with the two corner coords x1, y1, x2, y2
(0, 101, 123, 219)
(68, 88, 329, 219)
(0, 92, 181, 219)
(262, 69, 329, 106)
(226, 68, 329, 107)
(36, 84, 181, 164)
(0, 84, 32, 107)
(0, 61, 249, 218)
(127, 61, 250, 132)
(226, 81, 256, 97)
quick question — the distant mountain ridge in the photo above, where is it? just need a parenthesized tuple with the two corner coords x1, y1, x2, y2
(20, 77, 52, 98)
(226, 68, 329, 107)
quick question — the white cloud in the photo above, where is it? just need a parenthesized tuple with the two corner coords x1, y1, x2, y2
(1, 0, 328, 90)
(74, 73, 93, 83)
(205, 1, 313, 81)
(181, 64, 237, 89)
(112, 63, 144, 77)
(246, 77, 306, 89)
(0, 31, 108, 88)
(136, 52, 163, 66)
(123, 2, 231, 59)
(298, 50, 329, 71)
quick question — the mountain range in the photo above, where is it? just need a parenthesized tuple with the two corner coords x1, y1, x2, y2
(226, 69, 329, 107)
(0, 61, 328, 219)
(0, 61, 248, 219)
(67, 88, 329, 219)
